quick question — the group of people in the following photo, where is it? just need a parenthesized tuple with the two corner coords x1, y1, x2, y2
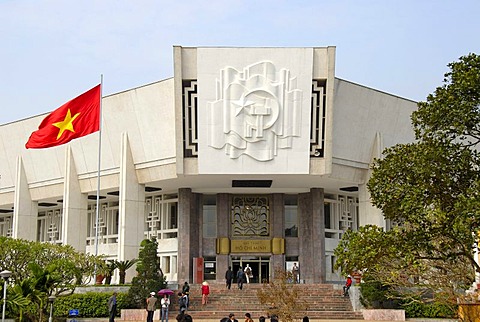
(224, 264, 255, 290)
(224, 262, 301, 288)
(220, 312, 258, 322)
(107, 282, 192, 322)
(146, 291, 171, 322)
(221, 313, 308, 322)
(107, 270, 351, 322)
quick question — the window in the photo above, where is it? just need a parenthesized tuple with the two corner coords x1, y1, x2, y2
(203, 195, 217, 238)
(87, 202, 119, 245)
(37, 209, 62, 244)
(0, 214, 13, 237)
(204, 256, 216, 280)
(145, 194, 179, 239)
(162, 256, 171, 274)
(285, 195, 298, 237)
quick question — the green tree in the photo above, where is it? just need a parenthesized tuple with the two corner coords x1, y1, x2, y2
(126, 238, 166, 308)
(114, 259, 138, 284)
(0, 237, 105, 320)
(0, 236, 102, 288)
(335, 53, 480, 307)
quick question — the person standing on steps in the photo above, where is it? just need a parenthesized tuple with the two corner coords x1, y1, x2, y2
(146, 292, 157, 322)
(244, 264, 253, 284)
(225, 266, 233, 289)
(177, 292, 188, 313)
(201, 281, 210, 305)
(292, 262, 299, 283)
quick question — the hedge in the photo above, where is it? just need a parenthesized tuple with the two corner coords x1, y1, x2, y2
(52, 292, 128, 318)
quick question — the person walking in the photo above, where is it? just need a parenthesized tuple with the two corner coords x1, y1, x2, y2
(146, 292, 157, 322)
(225, 266, 234, 289)
(237, 267, 245, 290)
(161, 294, 170, 322)
(201, 281, 210, 305)
(182, 281, 190, 306)
(108, 292, 117, 322)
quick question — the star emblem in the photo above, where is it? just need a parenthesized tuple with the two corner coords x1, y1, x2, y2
(53, 109, 81, 140)
(231, 96, 255, 116)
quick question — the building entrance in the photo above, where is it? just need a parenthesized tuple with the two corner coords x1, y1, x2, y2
(231, 256, 270, 283)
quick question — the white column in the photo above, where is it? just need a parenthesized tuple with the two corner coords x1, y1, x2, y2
(358, 183, 385, 228)
(358, 132, 385, 228)
(63, 146, 88, 251)
(12, 156, 37, 240)
(118, 133, 144, 282)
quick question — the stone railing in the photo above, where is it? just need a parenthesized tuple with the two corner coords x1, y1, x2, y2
(121, 309, 160, 321)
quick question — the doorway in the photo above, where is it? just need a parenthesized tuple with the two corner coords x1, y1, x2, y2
(231, 256, 270, 283)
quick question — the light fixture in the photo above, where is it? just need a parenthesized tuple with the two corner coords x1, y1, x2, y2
(1, 270, 12, 322)
(48, 295, 56, 322)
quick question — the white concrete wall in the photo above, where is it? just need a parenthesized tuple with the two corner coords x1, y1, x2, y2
(332, 78, 417, 226)
(332, 78, 417, 167)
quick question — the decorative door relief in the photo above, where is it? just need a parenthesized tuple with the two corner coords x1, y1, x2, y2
(231, 196, 269, 236)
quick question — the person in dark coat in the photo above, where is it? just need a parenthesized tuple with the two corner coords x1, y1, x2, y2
(182, 282, 190, 308)
(225, 266, 233, 289)
(108, 292, 117, 322)
(229, 313, 239, 322)
(237, 268, 245, 290)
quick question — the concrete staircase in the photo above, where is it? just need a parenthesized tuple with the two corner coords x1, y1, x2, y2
(173, 283, 363, 320)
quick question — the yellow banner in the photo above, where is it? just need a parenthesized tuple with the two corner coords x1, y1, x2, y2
(231, 239, 271, 253)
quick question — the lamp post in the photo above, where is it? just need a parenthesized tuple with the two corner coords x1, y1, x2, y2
(0, 270, 12, 322)
(48, 295, 56, 322)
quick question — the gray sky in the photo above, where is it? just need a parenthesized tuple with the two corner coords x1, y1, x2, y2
(1, 0, 479, 125)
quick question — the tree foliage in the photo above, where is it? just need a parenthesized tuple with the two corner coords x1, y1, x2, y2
(335, 53, 480, 305)
(126, 238, 166, 308)
(115, 259, 138, 284)
(0, 236, 104, 321)
(0, 236, 102, 289)
(256, 268, 309, 322)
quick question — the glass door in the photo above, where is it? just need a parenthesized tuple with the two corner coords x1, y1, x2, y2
(230, 256, 270, 283)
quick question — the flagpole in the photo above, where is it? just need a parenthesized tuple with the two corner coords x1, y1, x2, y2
(93, 75, 104, 280)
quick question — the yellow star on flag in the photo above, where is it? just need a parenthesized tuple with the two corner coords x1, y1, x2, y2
(53, 109, 81, 140)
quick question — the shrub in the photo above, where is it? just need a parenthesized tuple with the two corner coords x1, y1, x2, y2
(52, 292, 128, 318)
(359, 277, 390, 308)
(402, 301, 456, 319)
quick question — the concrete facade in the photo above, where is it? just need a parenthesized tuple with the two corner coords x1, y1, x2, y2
(0, 46, 417, 285)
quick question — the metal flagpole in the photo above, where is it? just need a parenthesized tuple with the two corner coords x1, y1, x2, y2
(93, 75, 104, 279)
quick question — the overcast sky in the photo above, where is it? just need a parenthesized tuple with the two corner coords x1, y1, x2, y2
(1, 0, 479, 124)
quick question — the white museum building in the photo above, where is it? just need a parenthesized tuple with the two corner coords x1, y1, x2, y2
(0, 46, 417, 285)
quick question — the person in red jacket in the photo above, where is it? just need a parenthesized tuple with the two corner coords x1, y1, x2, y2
(201, 281, 210, 305)
(343, 275, 353, 296)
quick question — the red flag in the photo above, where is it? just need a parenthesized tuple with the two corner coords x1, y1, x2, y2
(25, 84, 101, 149)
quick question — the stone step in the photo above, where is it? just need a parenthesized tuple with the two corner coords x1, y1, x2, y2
(168, 284, 361, 320)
